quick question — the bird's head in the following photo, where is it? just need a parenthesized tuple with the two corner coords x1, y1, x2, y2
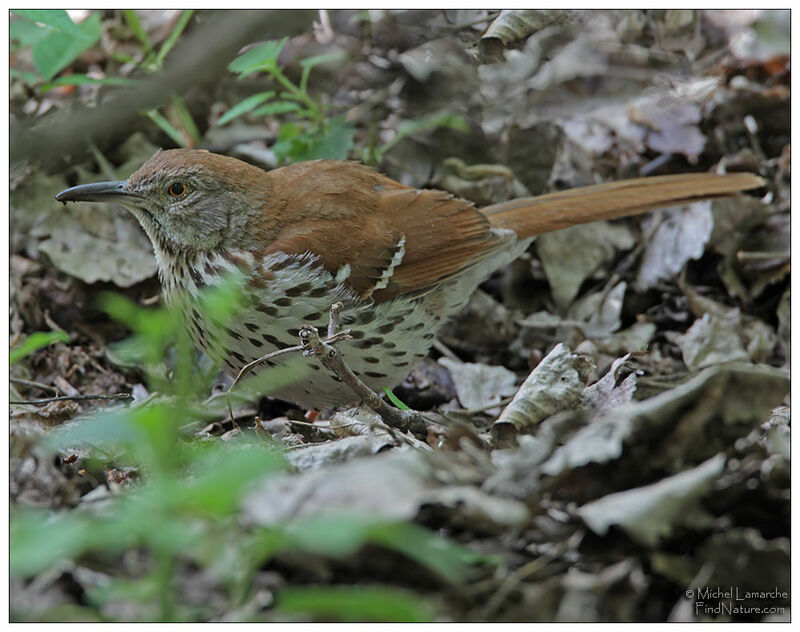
(56, 149, 272, 256)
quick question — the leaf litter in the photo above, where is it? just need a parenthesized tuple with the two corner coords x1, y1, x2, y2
(9, 9, 789, 623)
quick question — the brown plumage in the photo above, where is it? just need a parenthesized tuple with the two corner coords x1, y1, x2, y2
(56, 149, 765, 408)
(247, 156, 763, 302)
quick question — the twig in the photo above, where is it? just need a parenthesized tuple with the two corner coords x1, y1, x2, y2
(299, 304, 433, 436)
(9, 377, 59, 394)
(735, 250, 789, 262)
(11, 10, 318, 164)
(224, 302, 439, 438)
(327, 300, 342, 338)
(43, 310, 67, 336)
(225, 344, 305, 426)
(481, 538, 571, 619)
(432, 339, 460, 361)
(10, 393, 132, 405)
(597, 213, 665, 299)
(457, 396, 515, 416)
(224, 315, 352, 424)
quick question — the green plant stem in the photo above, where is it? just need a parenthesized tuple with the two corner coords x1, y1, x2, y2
(155, 551, 176, 622)
(269, 66, 322, 124)
(144, 108, 187, 147)
(169, 94, 201, 145)
(122, 10, 153, 56)
(154, 10, 194, 68)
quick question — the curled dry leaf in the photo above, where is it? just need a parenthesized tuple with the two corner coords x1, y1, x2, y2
(243, 449, 529, 532)
(676, 312, 749, 371)
(577, 453, 726, 547)
(438, 357, 518, 413)
(635, 202, 714, 291)
(492, 343, 584, 442)
(541, 363, 789, 477)
(537, 221, 635, 309)
(581, 353, 637, 413)
(481, 9, 582, 47)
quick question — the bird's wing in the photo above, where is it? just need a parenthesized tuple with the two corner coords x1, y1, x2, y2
(260, 161, 507, 302)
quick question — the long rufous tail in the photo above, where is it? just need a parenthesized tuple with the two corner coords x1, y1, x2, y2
(483, 172, 765, 239)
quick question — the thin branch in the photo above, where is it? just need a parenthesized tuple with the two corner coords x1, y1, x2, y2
(9, 377, 59, 394)
(299, 311, 435, 437)
(11, 10, 317, 164)
(224, 326, 352, 424)
(10, 393, 132, 405)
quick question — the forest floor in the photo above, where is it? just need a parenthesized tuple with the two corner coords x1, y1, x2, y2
(9, 9, 790, 623)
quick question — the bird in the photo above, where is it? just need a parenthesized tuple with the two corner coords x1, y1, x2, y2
(56, 149, 764, 409)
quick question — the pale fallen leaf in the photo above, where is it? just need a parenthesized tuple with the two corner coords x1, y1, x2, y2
(537, 222, 635, 309)
(438, 357, 518, 412)
(578, 454, 725, 546)
(676, 313, 748, 370)
(636, 203, 714, 290)
(492, 343, 584, 440)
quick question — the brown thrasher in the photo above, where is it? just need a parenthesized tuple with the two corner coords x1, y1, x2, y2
(57, 150, 763, 408)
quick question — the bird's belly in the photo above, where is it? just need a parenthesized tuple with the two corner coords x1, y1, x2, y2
(188, 295, 436, 409)
(173, 238, 530, 409)
(175, 254, 438, 408)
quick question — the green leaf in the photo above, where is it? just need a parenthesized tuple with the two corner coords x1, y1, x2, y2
(13, 10, 90, 39)
(298, 52, 346, 94)
(9, 68, 41, 84)
(279, 118, 354, 163)
(282, 515, 477, 584)
(121, 9, 153, 54)
(180, 446, 285, 516)
(383, 387, 410, 410)
(298, 51, 347, 69)
(277, 586, 436, 622)
(228, 38, 287, 78)
(10, 510, 91, 577)
(169, 94, 202, 145)
(271, 122, 304, 163)
(143, 108, 187, 147)
(366, 521, 480, 584)
(43, 404, 160, 452)
(31, 12, 101, 80)
(397, 112, 470, 136)
(217, 91, 276, 126)
(99, 292, 177, 362)
(154, 10, 194, 67)
(311, 119, 355, 160)
(10, 15, 51, 49)
(251, 101, 302, 117)
(10, 330, 69, 364)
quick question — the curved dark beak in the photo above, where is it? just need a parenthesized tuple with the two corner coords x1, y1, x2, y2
(56, 181, 138, 204)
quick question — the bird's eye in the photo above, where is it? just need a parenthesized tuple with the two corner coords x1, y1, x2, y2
(168, 182, 187, 197)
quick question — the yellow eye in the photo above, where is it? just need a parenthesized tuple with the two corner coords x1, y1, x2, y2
(168, 182, 187, 197)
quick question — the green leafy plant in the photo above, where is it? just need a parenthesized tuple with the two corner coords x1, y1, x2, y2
(10, 10, 102, 84)
(117, 10, 200, 147)
(10, 277, 477, 622)
(221, 38, 354, 164)
(121, 9, 194, 73)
